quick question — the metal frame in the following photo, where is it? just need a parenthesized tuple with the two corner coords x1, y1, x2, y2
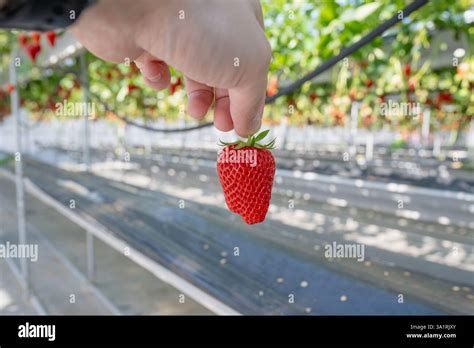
(0, 168, 240, 315)
(79, 52, 95, 282)
(10, 48, 29, 301)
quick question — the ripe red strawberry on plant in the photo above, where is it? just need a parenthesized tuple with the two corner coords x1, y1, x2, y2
(217, 130, 276, 225)
(404, 64, 411, 77)
(46, 32, 56, 47)
(128, 84, 139, 93)
(18, 33, 28, 46)
(6, 84, 15, 94)
(25, 43, 41, 63)
(266, 76, 279, 97)
(437, 91, 453, 103)
(169, 77, 182, 95)
(30, 31, 41, 45)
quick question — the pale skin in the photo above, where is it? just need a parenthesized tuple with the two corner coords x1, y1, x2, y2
(69, 0, 272, 137)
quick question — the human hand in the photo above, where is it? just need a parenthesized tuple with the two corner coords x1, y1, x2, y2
(70, 0, 271, 136)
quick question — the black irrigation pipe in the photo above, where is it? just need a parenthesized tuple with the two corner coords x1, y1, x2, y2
(91, 93, 216, 132)
(265, 0, 429, 103)
(94, 0, 429, 133)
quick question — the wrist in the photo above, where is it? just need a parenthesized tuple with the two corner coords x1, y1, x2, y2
(0, 0, 96, 30)
(71, 0, 151, 44)
(69, 0, 154, 63)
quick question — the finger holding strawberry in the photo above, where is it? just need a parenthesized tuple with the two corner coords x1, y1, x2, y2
(217, 130, 276, 225)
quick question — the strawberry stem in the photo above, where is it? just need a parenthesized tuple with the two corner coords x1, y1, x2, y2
(218, 129, 276, 150)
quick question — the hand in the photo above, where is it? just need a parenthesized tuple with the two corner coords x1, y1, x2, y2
(70, 0, 271, 136)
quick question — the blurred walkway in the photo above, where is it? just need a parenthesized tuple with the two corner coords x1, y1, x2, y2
(0, 259, 37, 315)
(1, 158, 460, 315)
(0, 175, 212, 315)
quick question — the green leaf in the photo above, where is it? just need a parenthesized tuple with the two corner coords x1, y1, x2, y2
(254, 129, 270, 142)
(218, 140, 239, 146)
(265, 138, 276, 149)
(250, 137, 256, 147)
(339, 2, 381, 23)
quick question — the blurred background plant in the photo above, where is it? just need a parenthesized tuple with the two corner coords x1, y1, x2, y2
(0, 0, 472, 144)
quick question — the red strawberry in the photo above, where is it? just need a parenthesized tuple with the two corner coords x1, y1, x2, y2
(18, 33, 28, 46)
(366, 79, 374, 88)
(6, 84, 15, 93)
(25, 43, 41, 63)
(128, 84, 139, 93)
(169, 77, 182, 95)
(310, 92, 317, 102)
(30, 32, 41, 45)
(217, 130, 276, 224)
(266, 76, 279, 97)
(46, 31, 56, 47)
(438, 91, 453, 103)
(404, 64, 411, 77)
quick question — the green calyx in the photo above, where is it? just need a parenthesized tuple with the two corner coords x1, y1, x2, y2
(218, 129, 276, 150)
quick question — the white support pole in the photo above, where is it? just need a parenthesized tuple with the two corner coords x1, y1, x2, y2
(179, 105, 186, 148)
(349, 101, 360, 157)
(80, 53, 91, 171)
(86, 229, 95, 281)
(467, 118, 474, 162)
(422, 108, 431, 145)
(80, 53, 95, 281)
(10, 48, 29, 300)
(22, 110, 31, 155)
(365, 133, 374, 162)
(433, 133, 441, 157)
(280, 115, 289, 150)
(303, 126, 310, 151)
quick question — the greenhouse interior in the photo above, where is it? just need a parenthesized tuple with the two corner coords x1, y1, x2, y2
(0, 0, 473, 320)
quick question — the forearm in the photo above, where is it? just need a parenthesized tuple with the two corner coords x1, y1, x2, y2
(0, 0, 95, 30)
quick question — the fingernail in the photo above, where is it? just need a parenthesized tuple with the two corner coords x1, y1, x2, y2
(148, 73, 162, 82)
